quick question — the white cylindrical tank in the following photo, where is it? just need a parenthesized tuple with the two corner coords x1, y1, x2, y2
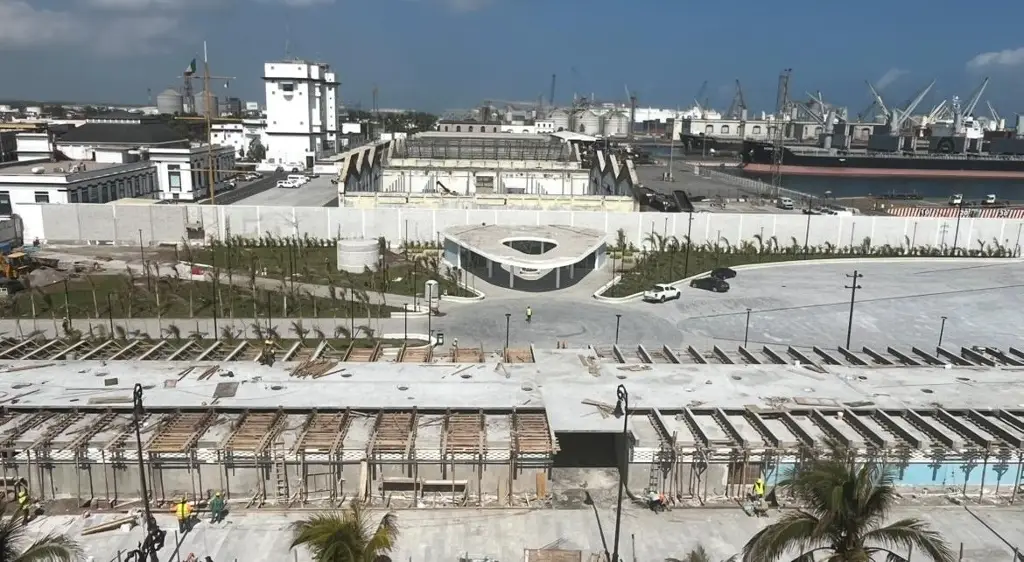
(579, 110, 602, 135)
(602, 110, 629, 136)
(193, 92, 220, 118)
(548, 108, 570, 131)
(25, 106, 42, 115)
(156, 88, 184, 115)
(336, 239, 379, 274)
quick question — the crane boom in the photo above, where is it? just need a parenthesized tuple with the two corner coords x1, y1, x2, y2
(866, 81, 890, 119)
(961, 77, 989, 117)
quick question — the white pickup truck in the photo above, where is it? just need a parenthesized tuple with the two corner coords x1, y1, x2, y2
(642, 283, 681, 303)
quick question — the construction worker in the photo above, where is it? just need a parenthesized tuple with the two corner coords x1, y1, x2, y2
(208, 491, 226, 524)
(752, 477, 765, 501)
(15, 482, 30, 525)
(525, 306, 532, 323)
(258, 339, 277, 366)
(174, 497, 193, 533)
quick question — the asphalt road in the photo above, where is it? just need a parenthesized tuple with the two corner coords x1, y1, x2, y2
(202, 171, 284, 205)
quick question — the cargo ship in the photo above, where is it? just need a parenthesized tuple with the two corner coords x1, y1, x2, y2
(740, 124, 1024, 180)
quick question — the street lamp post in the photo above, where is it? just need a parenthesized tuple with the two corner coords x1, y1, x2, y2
(951, 197, 966, 254)
(611, 385, 630, 562)
(615, 314, 622, 344)
(683, 212, 694, 278)
(937, 316, 948, 349)
(131, 384, 166, 562)
(504, 313, 511, 352)
(744, 308, 752, 347)
(845, 270, 864, 349)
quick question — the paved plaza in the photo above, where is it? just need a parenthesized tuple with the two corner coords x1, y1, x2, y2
(434, 259, 1024, 351)
(39, 505, 1024, 562)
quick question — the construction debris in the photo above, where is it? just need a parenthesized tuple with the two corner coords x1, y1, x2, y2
(290, 359, 338, 379)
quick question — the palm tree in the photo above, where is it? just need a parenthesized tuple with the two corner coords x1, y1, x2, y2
(741, 439, 955, 562)
(0, 514, 81, 562)
(668, 545, 711, 562)
(290, 503, 398, 562)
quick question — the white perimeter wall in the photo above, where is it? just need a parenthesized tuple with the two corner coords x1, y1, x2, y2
(17, 203, 1024, 253)
(381, 166, 589, 196)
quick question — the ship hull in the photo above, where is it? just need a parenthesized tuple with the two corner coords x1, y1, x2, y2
(740, 141, 1024, 179)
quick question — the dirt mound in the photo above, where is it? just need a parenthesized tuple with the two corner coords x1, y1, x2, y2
(25, 267, 68, 289)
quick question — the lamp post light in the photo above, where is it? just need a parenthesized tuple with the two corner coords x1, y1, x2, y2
(951, 197, 966, 254)
(744, 308, 752, 347)
(845, 270, 864, 349)
(131, 384, 166, 562)
(611, 384, 630, 562)
(937, 316, 948, 349)
(614, 314, 622, 345)
(683, 212, 694, 278)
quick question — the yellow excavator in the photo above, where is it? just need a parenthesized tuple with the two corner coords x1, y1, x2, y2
(0, 251, 33, 280)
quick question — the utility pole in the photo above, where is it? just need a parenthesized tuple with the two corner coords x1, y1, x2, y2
(951, 197, 966, 254)
(175, 41, 236, 205)
(844, 270, 863, 349)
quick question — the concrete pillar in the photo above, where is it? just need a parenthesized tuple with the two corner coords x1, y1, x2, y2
(569, 262, 575, 279)
(487, 258, 493, 278)
(509, 266, 514, 288)
(556, 266, 561, 289)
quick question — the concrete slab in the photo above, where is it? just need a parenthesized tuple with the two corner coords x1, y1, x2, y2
(42, 506, 1024, 562)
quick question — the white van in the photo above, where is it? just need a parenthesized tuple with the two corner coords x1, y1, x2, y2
(287, 174, 309, 186)
(776, 197, 794, 210)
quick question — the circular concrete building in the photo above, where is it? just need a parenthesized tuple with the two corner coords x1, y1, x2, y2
(442, 224, 607, 291)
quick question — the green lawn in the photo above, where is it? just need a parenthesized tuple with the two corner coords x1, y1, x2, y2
(190, 242, 475, 298)
(0, 274, 404, 320)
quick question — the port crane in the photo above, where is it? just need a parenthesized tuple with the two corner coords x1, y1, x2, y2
(725, 80, 747, 120)
(770, 69, 791, 195)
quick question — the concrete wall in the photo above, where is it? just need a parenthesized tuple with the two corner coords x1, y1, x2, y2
(381, 164, 589, 196)
(340, 192, 637, 212)
(22, 202, 1024, 254)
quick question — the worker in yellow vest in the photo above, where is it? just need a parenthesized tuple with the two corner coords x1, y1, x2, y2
(174, 497, 193, 533)
(752, 477, 765, 500)
(16, 484, 30, 525)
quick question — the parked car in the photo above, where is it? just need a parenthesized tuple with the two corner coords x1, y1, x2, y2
(711, 267, 736, 280)
(776, 197, 794, 210)
(642, 283, 681, 303)
(276, 179, 299, 189)
(690, 276, 730, 293)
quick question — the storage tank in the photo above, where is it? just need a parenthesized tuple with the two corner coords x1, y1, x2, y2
(156, 88, 184, 115)
(602, 110, 629, 137)
(578, 110, 602, 135)
(336, 239, 380, 274)
(193, 91, 220, 118)
(547, 108, 570, 131)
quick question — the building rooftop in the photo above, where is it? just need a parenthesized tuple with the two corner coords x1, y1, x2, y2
(56, 122, 185, 145)
(444, 224, 606, 269)
(0, 160, 125, 176)
(394, 135, 571, 161)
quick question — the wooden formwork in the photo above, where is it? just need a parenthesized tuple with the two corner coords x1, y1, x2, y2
(371, 412, 416, 454)
(445, 412, 485, 455)
(451, 346, 484, 363)
(293, 411, 351, 454)
(512, 412, 555, 454)
(398, 345, 432, 363)
(346, 342, 381, 362)
(146, 411, 215, 453)
(504, 347, 534, 363)
(222, 410, 285, 453)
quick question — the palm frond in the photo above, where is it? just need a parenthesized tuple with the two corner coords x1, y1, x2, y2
(741, 511, 823, 562)
(862, 519, 956, 562)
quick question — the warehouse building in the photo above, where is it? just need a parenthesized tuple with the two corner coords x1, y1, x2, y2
(378, 133, 591, 196)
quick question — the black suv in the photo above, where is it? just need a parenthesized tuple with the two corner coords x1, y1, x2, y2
(711, 267, 736, 280)
(690, 276, 730, 293)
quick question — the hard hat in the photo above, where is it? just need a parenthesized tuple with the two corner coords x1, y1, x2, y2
(215, 492, 221, 497)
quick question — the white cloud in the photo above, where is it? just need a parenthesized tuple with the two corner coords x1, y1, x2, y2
(967, 47, 1024, 70)
(0, 0, 189, 55)
(874, 68, 907, 90)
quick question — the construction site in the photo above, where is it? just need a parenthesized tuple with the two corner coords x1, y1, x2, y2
(1, 334, 1024, 515)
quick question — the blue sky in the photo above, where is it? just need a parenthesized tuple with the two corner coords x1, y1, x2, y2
(2, 0, 1024, 115)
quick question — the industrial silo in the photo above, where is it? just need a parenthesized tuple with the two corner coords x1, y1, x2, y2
(156, 88, 184, 115)
(193, 91, 220, 118)
(578, 110, 602, 135)
(336, 239, 380, 274)
(548, 108, 570, 131)
(602, 110, 629, 137)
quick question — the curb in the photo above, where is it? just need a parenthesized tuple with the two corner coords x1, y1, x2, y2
(443, 281, 486, 303)
(592, 256, 1023, 303)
